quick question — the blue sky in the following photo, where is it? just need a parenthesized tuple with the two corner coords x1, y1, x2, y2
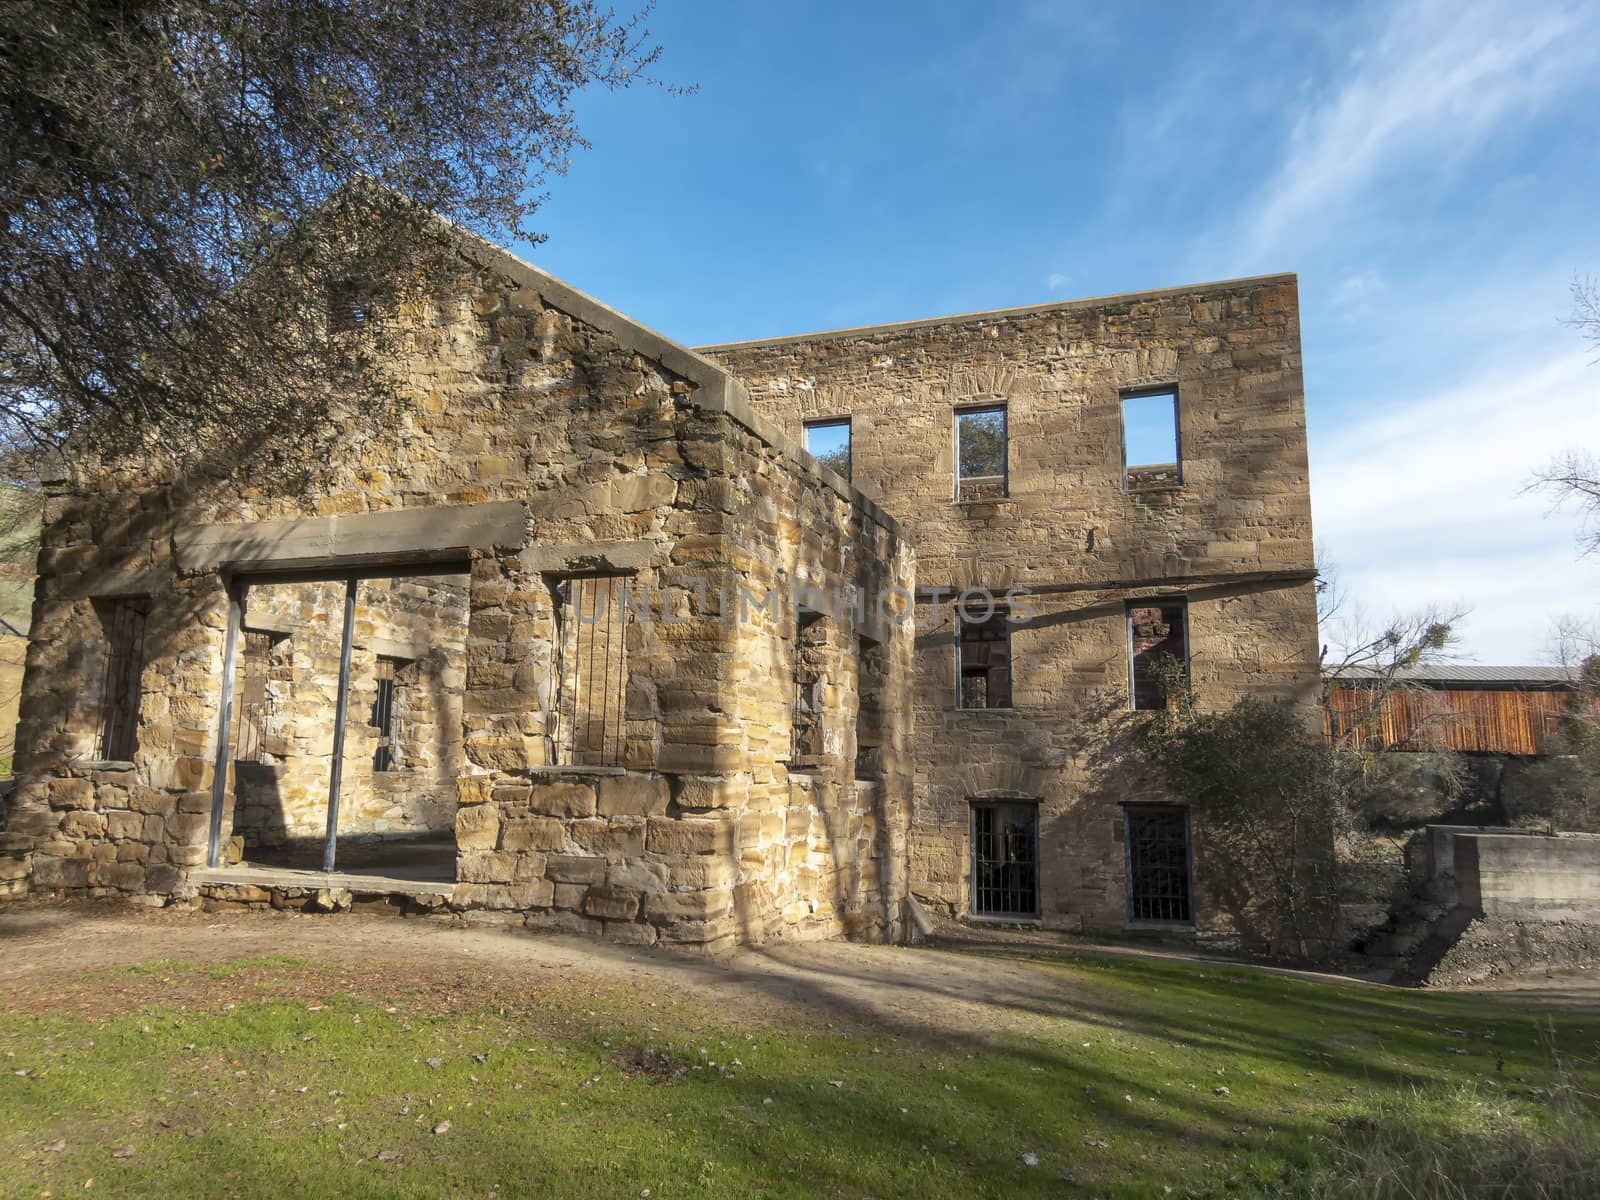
(525, 0, 1600, 663)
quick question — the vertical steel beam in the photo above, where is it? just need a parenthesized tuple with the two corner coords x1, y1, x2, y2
(323, 577, 359, 874)
(206, 583, 243, 869)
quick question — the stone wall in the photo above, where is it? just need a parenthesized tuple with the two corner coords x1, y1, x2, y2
(0, 237, 914, 949)
(704, 274, 1321, 947)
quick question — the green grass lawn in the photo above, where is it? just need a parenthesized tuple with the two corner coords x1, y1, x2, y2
(1, 945, 1596, 1199)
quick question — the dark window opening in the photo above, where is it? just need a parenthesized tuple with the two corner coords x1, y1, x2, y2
(972, 801, 1038, 917)
(328, 280, 373, 333)
(93, 596, 149, 762)
(371, 656, 403, 772)
(958, 606, 1012, 709)
(1122, 388, 1180, 489)
(1128, 599, 1187, 711)
(792, 610, 829, 762)
(855, 634, 884, 780)
(803, 417, 852, 482)
(956, 405, 1007, 500)
(551, 575, 627, 767)
(1125, 805, 1193, 923)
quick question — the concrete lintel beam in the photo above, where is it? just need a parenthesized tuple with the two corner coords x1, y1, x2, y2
(174, 501, 528, 575)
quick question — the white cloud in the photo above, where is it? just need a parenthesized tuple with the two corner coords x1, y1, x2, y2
(1045, 272, 1069, 292)
(1313, 344, 1600, 661)
(1228, 0, 1599, 269)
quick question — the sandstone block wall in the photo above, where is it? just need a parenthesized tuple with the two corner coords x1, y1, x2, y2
(705, 274, 1321, 945)
(223, 572, 468, 858)
(1, 238, 914, 950)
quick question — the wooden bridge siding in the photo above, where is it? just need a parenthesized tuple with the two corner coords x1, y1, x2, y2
(1323, 687, 1595, 755)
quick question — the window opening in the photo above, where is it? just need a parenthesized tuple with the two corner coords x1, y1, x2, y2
(958, 605, 1012, 709)
(94, 596, 149, 761)
(1128, 600, 1187, 711)
(1125, 805, 1193, 923)
(1122, 388, 1180, 489)
(803, 417, 852, 482)
(971, 801, 1038, 917)
(956, 405, 1007, 500)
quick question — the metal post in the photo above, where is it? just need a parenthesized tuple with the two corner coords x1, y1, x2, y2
(206, 583, 243, 869)
(323, 577, 358, 874)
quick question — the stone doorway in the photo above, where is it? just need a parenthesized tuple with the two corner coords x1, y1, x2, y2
(208, 565, 469, 884)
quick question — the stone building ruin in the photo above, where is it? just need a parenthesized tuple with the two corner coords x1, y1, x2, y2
(0, 221, 1319, 954)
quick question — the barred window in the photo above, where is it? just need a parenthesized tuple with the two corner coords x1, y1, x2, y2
(1125, 805, 1193, 923)
(971, 801, 1038, 917)
(551, 576, 627, 767)
(371, 656, 403, 772)
(93, 596, 149, 762)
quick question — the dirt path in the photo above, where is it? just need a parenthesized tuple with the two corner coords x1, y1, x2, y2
(0, 900, 1105, 1038)
(4, 899, 1597, 1033)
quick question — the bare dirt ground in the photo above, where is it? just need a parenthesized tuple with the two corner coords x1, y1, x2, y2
(2, 898, 1596, 1033)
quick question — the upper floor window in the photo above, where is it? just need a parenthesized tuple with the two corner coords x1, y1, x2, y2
(803, 417, 852, 482)
(1121, 388, 1180, 490)
(1128, 599, 1188, 710)
(956, 404, 1007, 500)
(957, 605, 1012, 709)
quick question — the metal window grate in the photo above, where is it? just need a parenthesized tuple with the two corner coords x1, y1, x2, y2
(95, 597, 149, 761)
(233, 631, 272, 763)
(971, 801, 1038, 917)
(371, 656, 399, 772)
(1125, 805, 1192, 923)
(552, 576, 627, 767)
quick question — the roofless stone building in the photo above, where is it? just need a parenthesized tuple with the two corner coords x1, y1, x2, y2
(0, 228, 1319, 954)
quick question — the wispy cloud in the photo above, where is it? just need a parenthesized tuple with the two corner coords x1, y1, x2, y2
(1313, 341, 1600, 659)
(1227, 0, 1599, 270)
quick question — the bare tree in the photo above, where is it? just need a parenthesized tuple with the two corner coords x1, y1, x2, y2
(1, 1, 673, 485)
(1527, 276, 1600, 552)
(1530, 450, 1600, 557)
(1572, 274, 1600, 360)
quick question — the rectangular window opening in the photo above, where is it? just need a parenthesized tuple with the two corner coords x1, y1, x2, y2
(803, 417, 852, 482)
(232, 630, 276, 765)
(1125, 805, 1193, 924)
(855, 634, 884, 780)
(1128, 599, 1187, 711)
(971, 801, 1038, 917)
(93, 596, 150, 762)
(370, 656, 405, 772)
(551, 575, 628, 768)
(792, 610, 828, 762)
(1121, 388, 1180, 489)
(956, 404, 1007, 500)
(957, 605, 1012, 710)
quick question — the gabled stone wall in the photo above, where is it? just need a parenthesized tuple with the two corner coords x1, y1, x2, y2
(0, 242, 915, 951)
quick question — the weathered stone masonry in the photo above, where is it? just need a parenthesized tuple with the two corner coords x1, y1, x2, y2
(0, 238, 914, 952)
(704, 275, 1321, 948)
(0, 222, 1320, 953)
